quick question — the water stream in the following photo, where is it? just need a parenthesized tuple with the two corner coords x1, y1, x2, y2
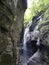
(20, 25, 38, 65)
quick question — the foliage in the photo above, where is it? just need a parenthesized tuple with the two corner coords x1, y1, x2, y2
(24, 0, 49, 26)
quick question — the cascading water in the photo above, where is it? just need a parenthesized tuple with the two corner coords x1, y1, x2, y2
(21, 26, 30, 64)
(23, 26, 30, 50)
(20, 15, 42, 65)
(20, 24, 39, 65)
(20, 12, 44, 65)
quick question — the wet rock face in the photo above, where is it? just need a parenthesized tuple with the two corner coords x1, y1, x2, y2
(21, 0, 27, 10)
(25, 8, 49, 46)
(27, 8, 49, 65)
(27, 45, 49, 65)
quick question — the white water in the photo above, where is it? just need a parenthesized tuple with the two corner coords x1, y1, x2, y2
(21, 23, 40, 64)
(23, 27, 30, 50)
(22, 26, 30, 63)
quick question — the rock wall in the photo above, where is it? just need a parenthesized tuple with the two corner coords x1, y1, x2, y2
(0, 0, 26, 65)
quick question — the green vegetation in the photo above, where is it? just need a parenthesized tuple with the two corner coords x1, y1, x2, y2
(24, 0, 49, 26)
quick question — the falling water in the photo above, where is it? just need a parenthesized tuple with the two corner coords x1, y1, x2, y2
(23, 26, 30, 49)
(22, 26, 30, 64)
(20, 25, 39, 65)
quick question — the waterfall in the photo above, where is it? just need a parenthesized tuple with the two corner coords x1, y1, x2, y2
(22, 26, 30, 63)
(20, 20, 40, 64)
(23, 26, 30, 50)
(23, 20, 32, 48)
(21, 25, 39, 64)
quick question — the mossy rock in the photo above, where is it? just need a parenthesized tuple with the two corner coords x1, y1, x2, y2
(0, 31, 8, 53)
(0, 1, 13, 31)
(38, 8, 49, 32)
(37, 8, 49, 46)
(0, 53, 13, 65)
(40, 29, 49, 46)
